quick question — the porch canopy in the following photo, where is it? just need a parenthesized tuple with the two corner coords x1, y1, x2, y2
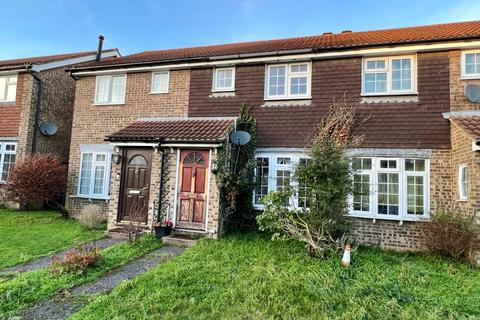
(106, 117, 235, 145)
(450, 116, 480, 141)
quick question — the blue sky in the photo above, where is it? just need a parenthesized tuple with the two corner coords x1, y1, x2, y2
(1, 0, 479, 60)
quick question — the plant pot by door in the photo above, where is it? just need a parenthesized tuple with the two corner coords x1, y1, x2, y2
(153, 226, 171, 239)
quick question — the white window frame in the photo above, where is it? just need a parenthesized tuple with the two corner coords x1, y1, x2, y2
(151, 71, 170, 94)
(349, 157, 430, 221)
(94, 74, 127, 105)
(461, 50, 480, 79)
(77, 149, 112, 199)
(351, 158, 373, 215)
(0, 74, 18, 102)
(253, 152, 308, 209)
(212, 67, 236, 92)
(458, 164, 468, 201)
(0, 142, 17, 182)
(264, 62, 312, 100)
(361, 55, 417, 96)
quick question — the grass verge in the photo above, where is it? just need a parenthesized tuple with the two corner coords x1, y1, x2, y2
(0, 209, 98, 270)
(71, 233, 480, 320)
(0, 234, 161, 319)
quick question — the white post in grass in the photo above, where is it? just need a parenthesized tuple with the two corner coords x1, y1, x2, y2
(341, 244, 351, 267)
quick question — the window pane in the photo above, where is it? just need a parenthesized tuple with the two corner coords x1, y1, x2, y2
(290, 76, 307, 95)
(255, 158, 269, 204)
(79, 153, 93, 194)
(465, 53, 480, 75)
(268, 66, 286, 97)
(277, 157, 291, 165)
(407, 175, 424, 214)
(96, 77, 110, 103)
(366, 60, 385, 70)
(377, 173, 399, 215)
(152, 72, 169, 93)
(364, 72, 387, 93)
(111, 76, 126, 103)
(1, 153, 16, 181)
(353, 174, 370, 212)
(391, 58, 412, 91)
(0, 77, 6, 101)
(93, 165, 105, 195)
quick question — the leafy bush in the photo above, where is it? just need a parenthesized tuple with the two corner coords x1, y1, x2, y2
(422, 208, 480, 261)
(257, 104, 358, 258)
(2, 154, 68, 217)
(50, 246, 99, 275)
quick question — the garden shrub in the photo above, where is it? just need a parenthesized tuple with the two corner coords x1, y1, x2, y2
(257, 104, 360, 258)
(50, 246, 99, 275)
(2, 154, 68, 217)
(422, 208, 480, 261)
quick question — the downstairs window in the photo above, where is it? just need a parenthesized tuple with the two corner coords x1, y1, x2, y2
(0, 142, 16, 182)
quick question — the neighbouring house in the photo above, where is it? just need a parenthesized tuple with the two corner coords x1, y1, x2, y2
(0, 49, 120, 203)
(66, 21, 480, 262)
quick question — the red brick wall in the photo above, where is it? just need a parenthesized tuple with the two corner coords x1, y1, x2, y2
(188, 52, 451, 149)
(0, 73, 26, 137)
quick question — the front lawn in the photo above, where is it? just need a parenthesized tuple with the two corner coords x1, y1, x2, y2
(0, 209, 98, 269)
(72, 233, 480, 320)
(0, 235, 161, 318)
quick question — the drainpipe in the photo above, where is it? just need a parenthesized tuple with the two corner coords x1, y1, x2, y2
(27, 67, 42, 154)
(157, 143, 167, 223)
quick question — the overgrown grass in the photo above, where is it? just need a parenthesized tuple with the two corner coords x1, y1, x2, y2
(71, 233, 480, 320)
(0, 234, 161, 319)
(0, 209, 97, 269)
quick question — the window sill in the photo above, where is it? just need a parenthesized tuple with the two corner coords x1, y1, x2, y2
(456, 199, 468, 202)
(461, 75, 480, 80)
(264, 96, 311, 101)
(150, 91, 168, 95)
(209, 91, 235, 98)
(361, 95, 419, 104)
(261, 99, 312, 107)
(93, 103, 125, 106)
(0, 100, 16, 104)
(347, 213, 428, 222)
(70, 195, 110, 201)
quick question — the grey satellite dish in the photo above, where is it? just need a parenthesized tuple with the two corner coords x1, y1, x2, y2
(39, 122, 58, 136)
(465, 84, 480, 103)
(230, 130, 251, 146)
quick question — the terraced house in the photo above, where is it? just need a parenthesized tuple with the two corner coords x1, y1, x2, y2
(66, 21, 480, 261)
(0, 49, 119, 188)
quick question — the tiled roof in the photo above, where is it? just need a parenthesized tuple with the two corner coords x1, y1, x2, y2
(71, 20, 480, 70)
(0, 49, 118, 70)
(107, 118, 234, 143)
(451, 116, 480, 140)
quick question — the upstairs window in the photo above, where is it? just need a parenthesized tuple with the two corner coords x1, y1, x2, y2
(265, 62, 311, 100)
(362, 56, 416, 95)
(151, 72, 169, 93)
(95, 74, 126, 104)
(212, 67, 235, 92)
(0, 75, 17, 102)
(0, 142, 16, 182)
(462, 51, 480, 79)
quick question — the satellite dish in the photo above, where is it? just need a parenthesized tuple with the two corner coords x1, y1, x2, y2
(465, 84, 480, 103)
(230, 130, 251, 146)
(39, 122, 58, 136)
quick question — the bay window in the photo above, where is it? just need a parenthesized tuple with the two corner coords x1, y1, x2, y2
(0, 142, 16, 182)
(94, 74, 126, 104)
(77, 145, 112, 199)
(265, 62, 311, 100)
(0, 75, 17, 102)
(362, 56, 416, 95)
(351, 157, 429, 220)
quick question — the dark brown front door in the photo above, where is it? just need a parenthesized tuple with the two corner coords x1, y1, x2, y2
(118, 149, 152, 223)
(177, 150, 209, 230)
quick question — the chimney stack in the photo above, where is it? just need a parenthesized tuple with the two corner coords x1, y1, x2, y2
(96, 34, 104, 63)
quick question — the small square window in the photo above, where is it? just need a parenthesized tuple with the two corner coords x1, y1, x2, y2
(277, 157, 291, 165)
(380, 159, 397, 169)
(213, 67, 235, 92)
(151, 72, 169, 93)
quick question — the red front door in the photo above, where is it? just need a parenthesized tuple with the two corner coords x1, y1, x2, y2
(177, 150, 209, 230)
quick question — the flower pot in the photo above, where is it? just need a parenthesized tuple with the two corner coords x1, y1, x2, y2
(153, 226, 171, 239)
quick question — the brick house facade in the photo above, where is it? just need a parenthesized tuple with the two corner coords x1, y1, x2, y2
(66, 21, 480, 257)
(0, 50, 119, 205)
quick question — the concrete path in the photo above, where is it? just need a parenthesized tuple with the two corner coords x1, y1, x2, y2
(21, 246, 184, 320)
(1, 238, 122, 275)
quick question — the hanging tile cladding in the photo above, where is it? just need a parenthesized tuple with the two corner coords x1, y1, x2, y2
(188, 51, 451, 149)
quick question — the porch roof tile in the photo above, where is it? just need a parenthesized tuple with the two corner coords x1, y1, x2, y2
(106, 117, 234, 143)
(451, 116, 480, 140)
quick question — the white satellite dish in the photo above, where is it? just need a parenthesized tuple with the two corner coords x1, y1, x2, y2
(465, 84, 480, 103)
(230, 130, 251, 146)
(39, 122, 58, 136)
